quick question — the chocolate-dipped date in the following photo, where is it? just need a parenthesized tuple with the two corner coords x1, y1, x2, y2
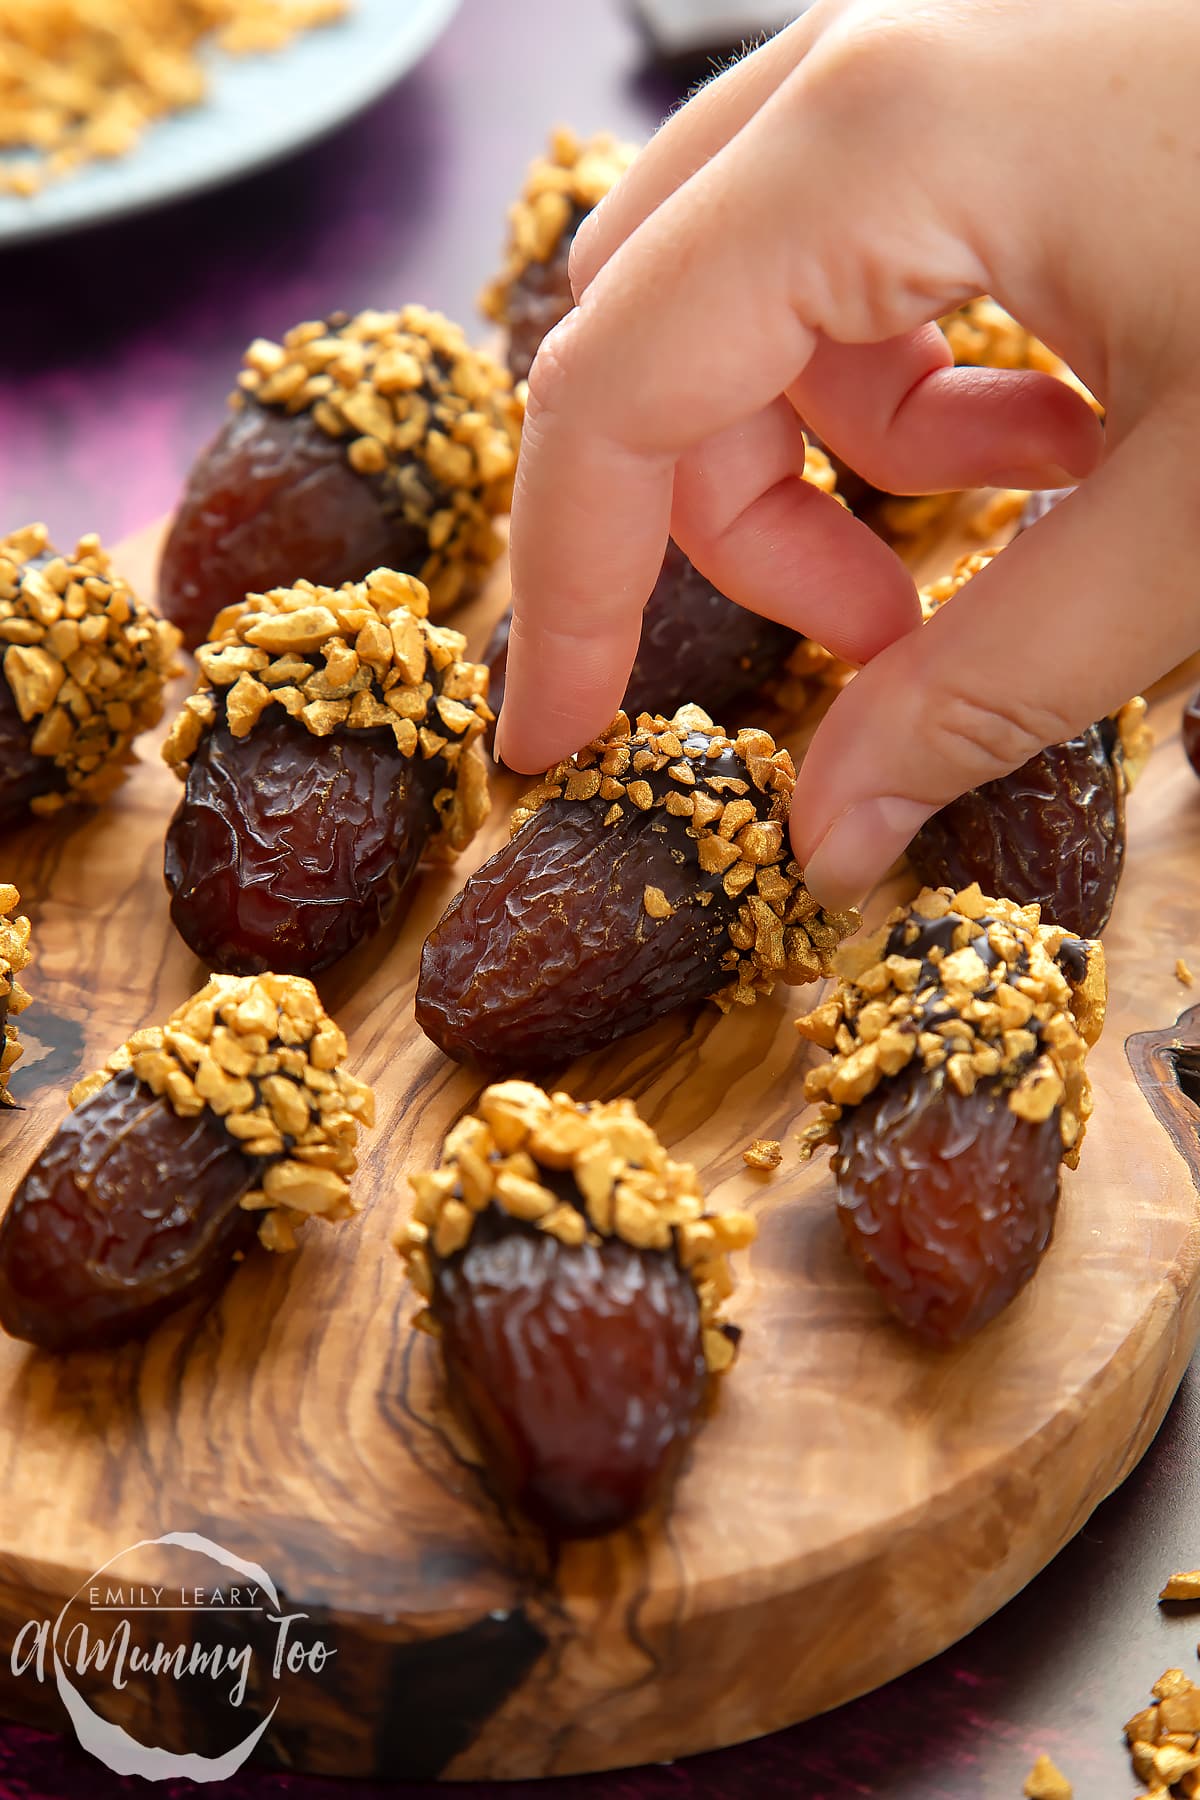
(482, 130, 637, 381)
(0, 885, 31, 1106)
(797, 885, 1105, 1345)
(1184, 688, 1200, 778)
(417, 705, 857, 1070)
(159, 306, 521, 648)
(0, 974, 372, 1350)
(163, 570, 491, 978)
(910, 553, 1150, 935)
(484, 541, 803, 735)
(400, 1083, 752, 1536)
(0, 525, 178, 824)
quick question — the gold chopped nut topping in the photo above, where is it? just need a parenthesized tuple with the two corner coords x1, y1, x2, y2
(481, 127, 639, 323)
(1177, 960, 1195, 989)
(233, 306, 522, 616)
(0, 525, 180, 813)
(397, 1082, 755, 1368)
(163, 570, 491, 854)
(796, 885, 1106, 1166)
(0, 884, 32, 1107)
(510, 703, 859, 1008)
(743, 1138, 782, 1171)
(0, 2, 346, 197)
(1023, 1753, 1072, 1800)
(69, 973, 373, 1252)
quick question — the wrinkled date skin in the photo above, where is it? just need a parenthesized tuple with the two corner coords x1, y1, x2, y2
(907, 721, 1125, 938)
(166, 710, 439, 976)
(418, 750, 750, 1069)
(484, 542, 799, 740)
(432, 1204, 706, 1536)
(503, 207, 583, 381)
(0, 670, 66, 828)
(159, 404, 428, 648)
(833, 1067, 1063, 1346)
(1184, 689, 1200, 779)
(0, 1070, 262, 1350)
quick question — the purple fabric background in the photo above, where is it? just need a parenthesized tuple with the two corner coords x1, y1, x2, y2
(1, 2, 1198, 1794)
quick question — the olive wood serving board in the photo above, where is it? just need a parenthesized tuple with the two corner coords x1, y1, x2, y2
(0, 510, 1197, 1781)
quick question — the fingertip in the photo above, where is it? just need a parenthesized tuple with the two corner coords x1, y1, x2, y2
(793, 796, 934, 910)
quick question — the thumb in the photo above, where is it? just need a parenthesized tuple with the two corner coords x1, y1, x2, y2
(791, 419, 1200, 908)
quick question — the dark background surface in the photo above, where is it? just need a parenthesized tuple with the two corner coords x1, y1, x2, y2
(1, 1, 1198, 1794)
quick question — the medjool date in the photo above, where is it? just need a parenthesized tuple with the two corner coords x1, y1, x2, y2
(399, 1083, 753, 1536)
(159, 307, 521, 648)
(417, 704, 857, 1070)
(797, 885, 1106, 1345)
(0, 973, 372, 1350)
(163, 570, 491, 978)
(0, 524, 178, 826)
(909, 553, 1150, 935)
(481, 130, 637, 381)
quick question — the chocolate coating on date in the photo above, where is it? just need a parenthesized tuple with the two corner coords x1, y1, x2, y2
(159, 405, 421, 650)
(432, 1203, 706, 1537)
(165, 711, 440, 976)
(0, 1070, 261, 1350)
(907, 721, 1126, 938)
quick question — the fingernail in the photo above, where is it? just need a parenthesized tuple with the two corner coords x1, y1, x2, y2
(803, 798, 933, 910)
(985, 464, 1080, 490)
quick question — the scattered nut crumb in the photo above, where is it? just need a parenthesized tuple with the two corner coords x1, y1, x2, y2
(1177, 960, 1195, 988)
(1161, 1571, 1200, 1601)
(743, 1139, 782, 1171)
(1023, 1753, 1072, 1800)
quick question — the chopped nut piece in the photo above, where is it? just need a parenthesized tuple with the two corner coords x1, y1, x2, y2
(1161, 1571, 1200, 1601)
(1023, 1753, 1073, 1800)
(1177, 960, 1195, 988)
(743, 1138, 782, 1171)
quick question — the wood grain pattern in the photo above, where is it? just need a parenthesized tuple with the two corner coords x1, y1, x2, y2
(0, 512, 1197, 1780)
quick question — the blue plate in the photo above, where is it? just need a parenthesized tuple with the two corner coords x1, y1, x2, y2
(0, 0, 461, 247)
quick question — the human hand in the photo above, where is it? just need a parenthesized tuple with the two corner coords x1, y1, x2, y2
(495, 0, 1200, 907)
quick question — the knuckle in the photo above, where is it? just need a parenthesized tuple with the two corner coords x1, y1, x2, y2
(922, 685, 1078, 791)
(522, 313, 584, 425)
